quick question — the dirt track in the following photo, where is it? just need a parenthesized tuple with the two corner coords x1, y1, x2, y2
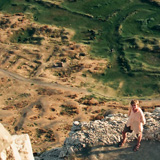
(0, 68, 88, 94)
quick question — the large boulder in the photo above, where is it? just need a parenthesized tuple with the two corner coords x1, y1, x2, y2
(0, 143, 21, 160)
(0, 123, 34, 160)
(0, 123, 12, 153)
(12, 134, 34, 160)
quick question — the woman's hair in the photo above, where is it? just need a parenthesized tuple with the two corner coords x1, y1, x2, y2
(130, 100, 139, 106)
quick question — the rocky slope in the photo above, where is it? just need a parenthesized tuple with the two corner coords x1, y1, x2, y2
(0, 108, 159, 160)
(0, 6, 160, 156)
(37, 107, 160, 160)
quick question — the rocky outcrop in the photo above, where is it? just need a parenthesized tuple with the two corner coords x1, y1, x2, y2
(1, 108, 159, 160)
(0, 123, 34, 160)
(38, 108, 160, 160)
(0, 123, 12, 153)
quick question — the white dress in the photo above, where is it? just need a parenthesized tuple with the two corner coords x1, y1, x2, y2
(126, 107, 146, 134)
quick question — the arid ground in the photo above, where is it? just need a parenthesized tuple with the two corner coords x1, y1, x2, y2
(0, 11, 159, 154)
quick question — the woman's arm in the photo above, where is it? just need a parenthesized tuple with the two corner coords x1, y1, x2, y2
(140, 110, 146, 124)
(128, 106, 131, 117)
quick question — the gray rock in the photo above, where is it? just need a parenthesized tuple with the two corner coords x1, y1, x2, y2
(36, 112, 160, 159)
(153, 107, 160, 113)
(59, 149, 68, 158)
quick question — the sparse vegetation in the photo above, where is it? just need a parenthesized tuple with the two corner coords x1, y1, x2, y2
(60, 103, 79, 115)
(1, 0, 160, 97)
(37, 88, 62, 95)
(78, 94, 107, 105)
(18, 93, 31, 98)
(0, 0, 160, 154)
(10, 27, 44, 45)
(36, 128, 55, 142)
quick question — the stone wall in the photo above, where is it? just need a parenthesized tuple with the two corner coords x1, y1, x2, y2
(39, 108, 160, 160)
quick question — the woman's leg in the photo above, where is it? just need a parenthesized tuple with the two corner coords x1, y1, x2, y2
(136, 132, 142, 146)
(122, 131, 127, 144)
(133, 132, 142, 151)
(119, 131, 127, 147)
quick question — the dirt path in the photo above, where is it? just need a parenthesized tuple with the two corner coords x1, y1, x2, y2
(0, 68, 88, 94)
(1, 68, 160, 105)
(76, 140, 160, 160)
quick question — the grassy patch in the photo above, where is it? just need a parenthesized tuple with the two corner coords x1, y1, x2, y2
(1, 0, 160, 97)
(10, 27, 44, 44)
(60, 104, 79, 116)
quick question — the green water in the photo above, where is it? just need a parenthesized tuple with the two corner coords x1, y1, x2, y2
(0, 0, 160, 97)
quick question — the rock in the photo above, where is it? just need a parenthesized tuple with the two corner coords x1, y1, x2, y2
(67, 146, 74, 155)
(35, 112, 160, 160)
(73, 121, 80, 126)
(71, 121, 81, 131)
(107, 114, 114, 117)
(34, 157, 41, 160)
(63, 112, 159, 156)
(0, 123, 34, 160)
(0, 143, 21, 160)
(0, 123, 12, 153)
(59, 149, 67, 158)
(153, 107, 160, 113)
(12, 134, 34, 160)
(40, 148, 62, 160)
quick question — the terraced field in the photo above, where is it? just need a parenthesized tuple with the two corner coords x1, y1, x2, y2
(0, 0, 160, 97)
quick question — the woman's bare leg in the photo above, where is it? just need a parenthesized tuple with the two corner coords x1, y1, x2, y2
(119, 131, 127, 147)
(133, 132, 142, 151)
(136, 132, 142, 146)
(122, 131, 127, 144)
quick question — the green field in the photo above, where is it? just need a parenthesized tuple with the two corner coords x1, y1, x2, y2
(0, 0, 160, 97)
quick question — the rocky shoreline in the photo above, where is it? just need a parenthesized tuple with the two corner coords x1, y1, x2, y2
(38, 107, 160, 160)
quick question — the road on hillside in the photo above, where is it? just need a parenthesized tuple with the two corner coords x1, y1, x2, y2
(0, 68, 88, 94)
